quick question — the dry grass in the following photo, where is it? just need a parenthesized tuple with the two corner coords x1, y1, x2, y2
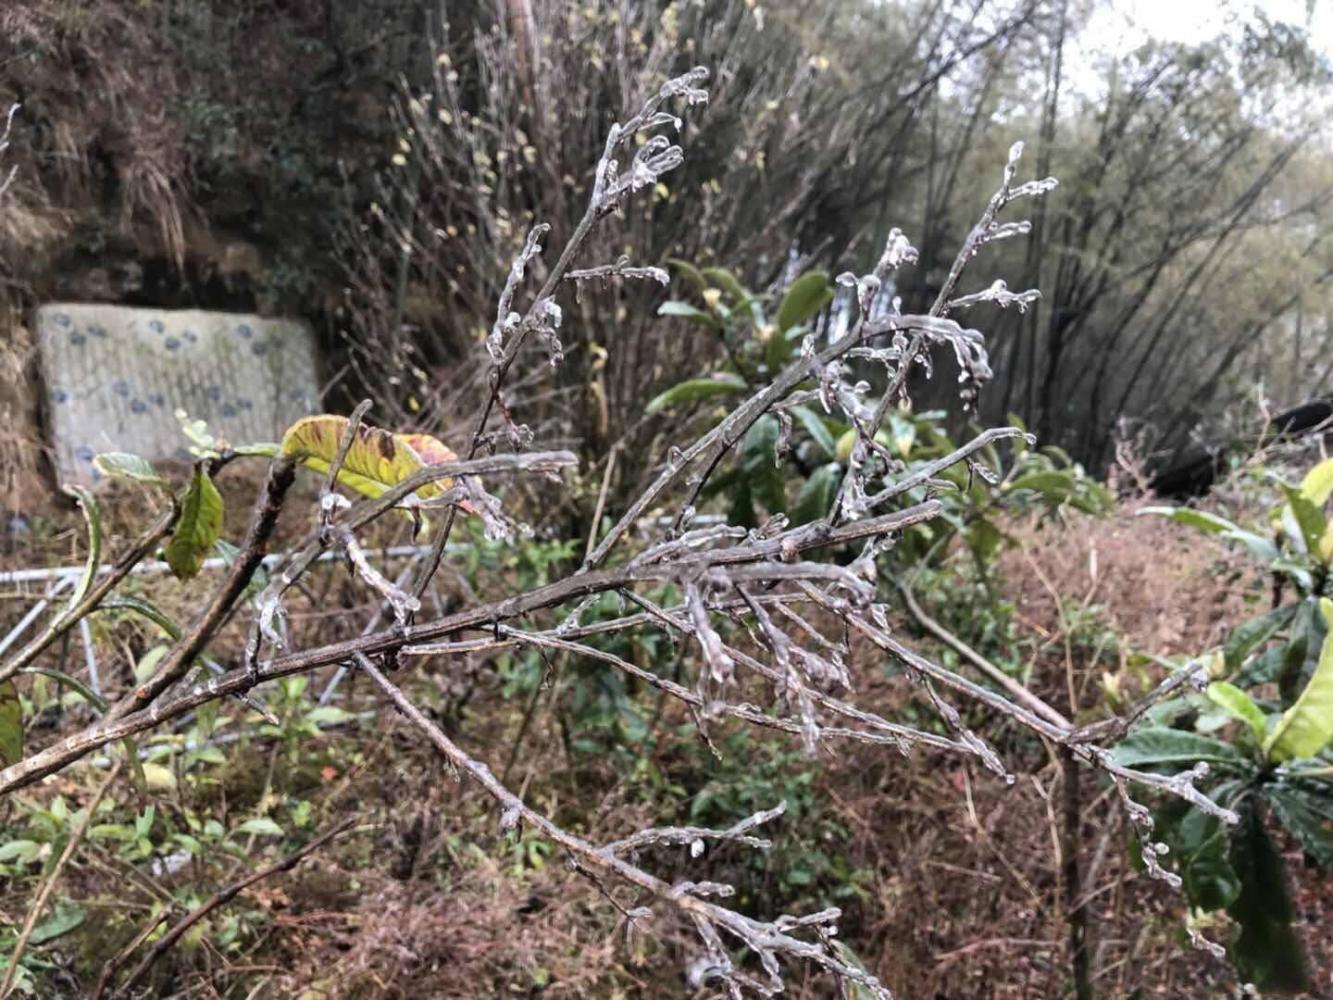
(2, 475, 1327, 997)
(0, 316, 49, 519)
(998, 504, 1260, 662)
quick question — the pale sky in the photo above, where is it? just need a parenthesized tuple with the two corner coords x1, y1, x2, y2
(1085, 0, 1332, 55)
(1064, 0, 1333, 124)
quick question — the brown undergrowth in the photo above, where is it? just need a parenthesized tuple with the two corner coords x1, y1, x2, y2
(1, 482, 1328, 997)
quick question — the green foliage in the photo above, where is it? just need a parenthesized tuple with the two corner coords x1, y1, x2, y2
(165, 467, 225, 580)
(1110, 727, 1248, 770)
(0, 681, 21, 767)
(1116, 456, 1333, 988)
(792, 463, 842, 526)
(654, 263, 833, 399)
(684, 731, 868, 909)
(654, 269, 1110, 549)
(1226, 800, 1309, 991)
(1204, 681, 1266, 742)
(645, 374, 746, 413)
(92, 452, 169, 489)
(64, 486, 103, 611)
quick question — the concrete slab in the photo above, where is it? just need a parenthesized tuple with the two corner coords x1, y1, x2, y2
(34, 304, 321, 485)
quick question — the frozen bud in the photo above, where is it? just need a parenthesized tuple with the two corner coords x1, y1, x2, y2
(690, 838, 705, 859)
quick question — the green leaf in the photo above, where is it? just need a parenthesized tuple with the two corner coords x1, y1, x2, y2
(61, 485, 102, 612)
(791, 406, 836, 459)
(700, 267, 751, 310)
(0, 840, 42, 864)
(1205, 682, 1267, 741)
(1006, 470, 1074, 495)
(776, 271, 833, 334)
(1280, 597, 1325, 707)
(304, 706, 356, 726)
(234, 817, 283, 837)
(765, 323, 793, 370)
(1137, 506, 1243, 534)
(728, 474, 756, 529)
(742, 415, 786, 516)
(165, 468, 224, 580)
(141, 762, 176, 790)
(886, 413, 917, 458)
(792, 463, 842, 525)
(1279, 483, 1326, 556)
(29, 902, 84, 945)
(645, 375, 746, 414)
(1176, 808, 1241, 911)
(93, 452, 169, 488)
(1236, 598, 1317, 688)
(134, 646, 170, 684)
(1137, 506, 1278, 563)
(21, 669, 106, 713)
(1226, 799, 1309, 991)
(1111, 726, 1248, 770)
(233, 442, 280, 457)
(0, 681, 21, 767)
(666, 257, 708, 292)
(966, 517, 1004, 566)
(1266, 784, 1333, 869)
(1224, 604, 1298, 673)
(656, 300, 721, 332)
(99, 596, 182, 639)
(1264, 597, 1333, 762)
(1299, 458, 1333, 506)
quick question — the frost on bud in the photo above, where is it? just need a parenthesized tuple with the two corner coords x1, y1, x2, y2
(1003, 140, 1025, 189)
(875, 228, 919, 276)
(948, 279, 1041, 314)
(1009, 176, 1059, 200)
(658, 66, 710, 107)
(982, 220, 1033, 245)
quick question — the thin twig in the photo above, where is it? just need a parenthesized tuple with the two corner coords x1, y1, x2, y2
(355, 654, 891, 998)
(893, 574, 1069, 730)
(1, 760, 123, 998)
(105, 818, 357, 999)
(584, 443, 618, 563)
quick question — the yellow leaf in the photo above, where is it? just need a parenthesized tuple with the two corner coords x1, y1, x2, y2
(396, 431, 458, 469)
(142, 762, 177, 790)
(280, 416, 466, 506)
(1300, 458, 1333, 506)
(1264, 597, 1333, 762)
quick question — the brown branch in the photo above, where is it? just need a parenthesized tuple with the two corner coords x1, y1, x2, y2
(0, 502, 940, 796)
(107, 455, 298, 720)
(892, 575, 1070, 730)
(0, 760, 122, 998)
(88, 910, 170, 1000)
(355, 654, 891, 998)
(102, 817, 357, 999)
(0, 507, 178, 685)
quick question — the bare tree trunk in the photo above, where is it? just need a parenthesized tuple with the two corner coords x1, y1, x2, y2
(1028, 0, 1065, 439)
(1062, 748, 1093, 1000)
